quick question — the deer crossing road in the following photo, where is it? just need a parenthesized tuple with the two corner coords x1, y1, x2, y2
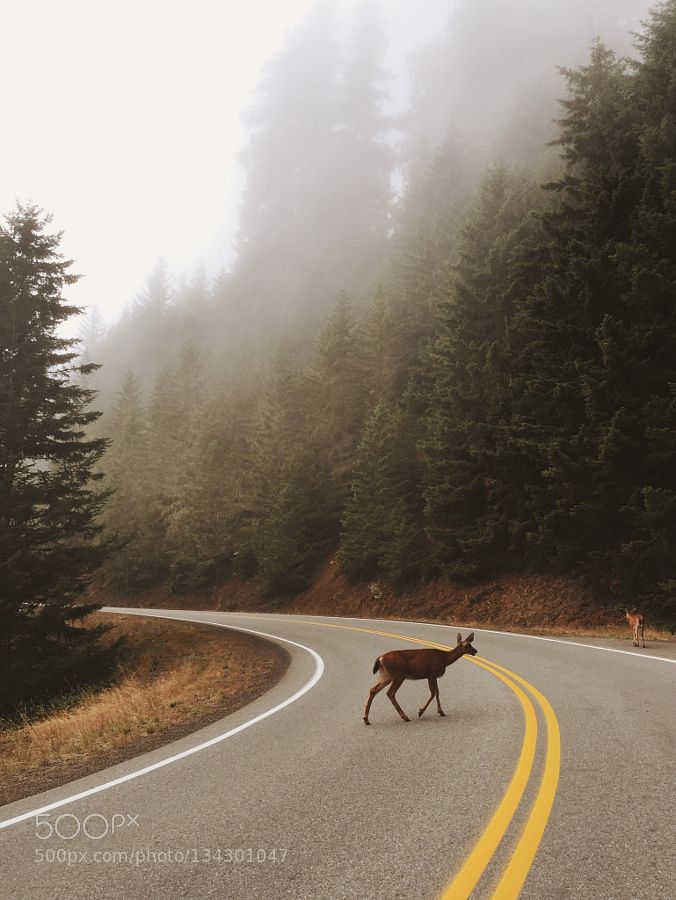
(1, 610, 674, 899)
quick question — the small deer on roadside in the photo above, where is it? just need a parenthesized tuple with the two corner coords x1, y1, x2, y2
(625, 609, 645, 648)
(363, 632, 478, 725)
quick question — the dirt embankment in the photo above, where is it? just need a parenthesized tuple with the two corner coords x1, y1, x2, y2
(93, 559, 671, 640)
(0, 614, 288, 807)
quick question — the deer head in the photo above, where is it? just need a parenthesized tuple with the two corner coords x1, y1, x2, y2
(457, 631, 478, 657)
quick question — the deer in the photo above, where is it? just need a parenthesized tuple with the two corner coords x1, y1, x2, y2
(625, 608, 645, 648)
(363, 632, 478, 725)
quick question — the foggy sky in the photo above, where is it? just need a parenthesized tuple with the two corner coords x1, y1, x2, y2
(1, 0, 651, 327)
(0, 0, 448, 325)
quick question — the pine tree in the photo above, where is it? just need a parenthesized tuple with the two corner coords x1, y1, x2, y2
(131, 257, 173, 326)
(308, 292, 367, 479)
(610, 3, 676, 614)
(332, 1, 393, 297)
(340, 401, 423, 587)
(99, 371, 158, 589)
(363, 285, 396, 403)
(178, 387, 257, 585)
(77, 304, 107, 405)
(232, 1, 340, 330)
(508, 44, 640, 578)
(0, 204, 116, 708)
(244, 351, 340, 593)
(174, 266, 212, 349)
(257, 447, 339, 594)
(423, 167, 541, 577)
(98, 258, 176, 398)
(339, 403, 395, 580)
(146, 343, 204, 584)
(388, 136, 471, 397)
(78, 304, 106, 367)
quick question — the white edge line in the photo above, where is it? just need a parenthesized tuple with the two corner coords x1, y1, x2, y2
(0, 615, 325, 831)
(215, 611, 676, 665)
(409, 620, 676, 664)
(326, 614, 676, 664)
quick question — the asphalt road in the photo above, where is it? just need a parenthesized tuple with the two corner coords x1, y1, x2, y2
(1, 610, 674, 900)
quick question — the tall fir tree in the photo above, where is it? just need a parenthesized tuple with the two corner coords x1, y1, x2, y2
(610, 3, 676, 613)
(340, 401, 423, 587)
(308, 291, 368, 479)
(388, 136, 471, 398)
(78, 304, 106, 367)
(362, 286, 396, 403)
(332, 1, 393, 297)
(508, 44, 640, 579)
(0, 205, 116, 708)
(244, 350, 340, 593)
(99, 370, 158, 589)
(145, 343, 204, 584)
(232, 1, 340, 330)
(423, 167, 541, 577)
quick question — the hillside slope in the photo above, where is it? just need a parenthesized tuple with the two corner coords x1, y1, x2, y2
(92, 560, 671, 639)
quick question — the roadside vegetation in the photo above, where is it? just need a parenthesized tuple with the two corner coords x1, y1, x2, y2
(0, 614, 287, 806)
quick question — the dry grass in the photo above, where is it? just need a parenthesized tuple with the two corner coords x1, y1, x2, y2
(0, 614, 284, 801)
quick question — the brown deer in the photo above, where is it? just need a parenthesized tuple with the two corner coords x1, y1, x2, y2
(363, 632, 478, 725)
(625, 609, 645, 648)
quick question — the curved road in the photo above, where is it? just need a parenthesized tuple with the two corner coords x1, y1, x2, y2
(1, 610, 674, 899)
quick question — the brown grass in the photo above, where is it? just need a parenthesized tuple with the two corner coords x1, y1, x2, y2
(0, 614, 287, 805)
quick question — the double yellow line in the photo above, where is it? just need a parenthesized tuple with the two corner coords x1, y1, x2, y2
(285, 618, 561, 899)
(443, 655, 560, 899)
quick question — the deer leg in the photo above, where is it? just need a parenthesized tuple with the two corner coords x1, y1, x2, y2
(363, 676, 391, 725)
(418, 677, 437, 718)
(641, 625, 645, 648)
(386, 677, 410, 722)
(435, 682, 445, 717)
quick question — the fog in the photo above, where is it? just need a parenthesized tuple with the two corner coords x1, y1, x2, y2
(1, 0, 650, 330)
(1, 0, 446, 325)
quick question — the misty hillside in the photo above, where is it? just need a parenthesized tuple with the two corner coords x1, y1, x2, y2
(81, 0, 676, 623)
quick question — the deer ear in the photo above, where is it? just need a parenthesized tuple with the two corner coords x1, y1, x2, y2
(465, 632, 475, 643)
(457, 632, 462, 644)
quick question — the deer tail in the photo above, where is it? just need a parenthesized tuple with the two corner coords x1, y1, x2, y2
(372, 658, 381, 674)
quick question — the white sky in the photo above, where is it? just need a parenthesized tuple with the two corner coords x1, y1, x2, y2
(0, 0, 449, 325)
(0, 0, 319, 322)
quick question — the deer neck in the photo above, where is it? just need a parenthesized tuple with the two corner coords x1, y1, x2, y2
(444, 646, 465, 667)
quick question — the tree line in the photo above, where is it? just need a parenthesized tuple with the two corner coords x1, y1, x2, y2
(96, 6, 676, 623)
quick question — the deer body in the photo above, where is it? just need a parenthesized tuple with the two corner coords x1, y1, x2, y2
(625, 609, 645, 648)
(363, 632, 477, 725)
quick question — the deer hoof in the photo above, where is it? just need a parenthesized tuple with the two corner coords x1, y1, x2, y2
(363, 718, 370, 725)
(402, 716, 411, 722)
(438, 711, 445, 717)
(418, 709, 424, 718)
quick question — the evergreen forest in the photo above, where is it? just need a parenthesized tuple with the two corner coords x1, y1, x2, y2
(3, 1, 676, 707)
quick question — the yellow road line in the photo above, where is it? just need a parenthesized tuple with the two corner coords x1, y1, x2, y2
(480, 660, 561, 900)
(289, 620, 553, 895)
(250, 615, 560, 898)
(439, 659, 537, 899)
